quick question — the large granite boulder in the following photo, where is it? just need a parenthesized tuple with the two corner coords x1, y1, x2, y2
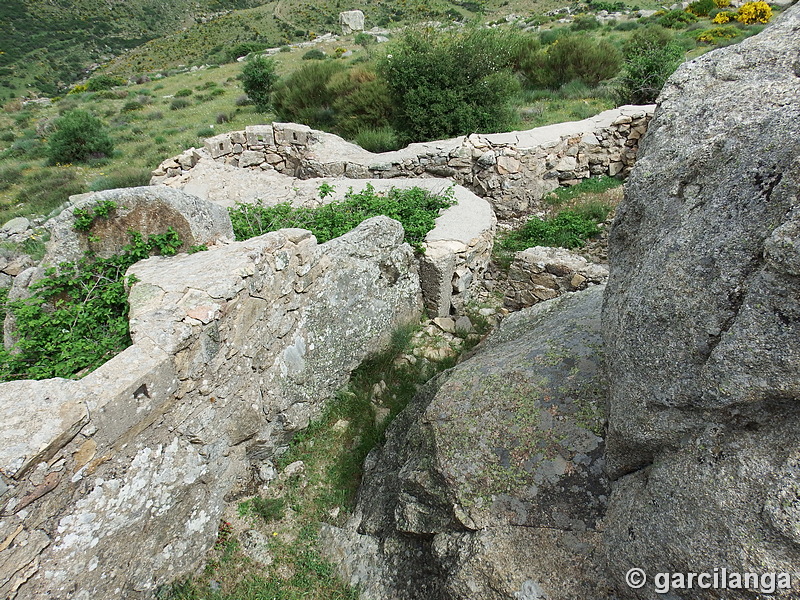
(602, 5, 800, 597)
(321, 286, 613, 599)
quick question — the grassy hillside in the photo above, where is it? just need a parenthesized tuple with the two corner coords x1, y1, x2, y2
(0, 0, 266, 100)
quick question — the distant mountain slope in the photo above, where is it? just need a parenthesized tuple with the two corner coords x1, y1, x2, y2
(0, 0, 266, 96)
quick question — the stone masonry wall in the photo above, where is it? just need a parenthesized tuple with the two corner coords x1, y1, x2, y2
(0, 217, 422, 599)
(152, 105, 654, 219)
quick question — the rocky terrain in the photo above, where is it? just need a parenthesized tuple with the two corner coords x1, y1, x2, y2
(0, 3, 797, 598)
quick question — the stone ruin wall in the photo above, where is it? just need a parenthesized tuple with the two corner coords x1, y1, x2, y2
(0, 216, 422, 599)
(152, 105, 654, 220)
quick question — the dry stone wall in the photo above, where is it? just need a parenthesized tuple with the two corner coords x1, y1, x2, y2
(152, 105, 654, 219)
(0, 217, 422, 599)
(504, 246, 609, 311)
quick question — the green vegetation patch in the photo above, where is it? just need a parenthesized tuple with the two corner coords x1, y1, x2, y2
(228, 184, 455, 250)
(0, 224, 182, 381)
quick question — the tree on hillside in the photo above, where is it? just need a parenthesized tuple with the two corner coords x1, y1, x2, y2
(617, 26, 684, 104)
(241, 55, 279, 112)
(47, 110, 114, 164)
(379, 28, 521, 143)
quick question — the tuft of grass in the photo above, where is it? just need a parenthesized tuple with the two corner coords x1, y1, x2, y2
(543, 175, 622, 208)
(88, 167, 152, 191)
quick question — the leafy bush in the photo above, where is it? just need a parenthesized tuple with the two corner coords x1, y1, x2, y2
(169, 98, 190, 110)
(615, 20, 640, 31)
(229, 184, 455, 250)
(499, 210, 602, 252)
(658, 9, 698, 28)
(696, 24, 740, 42)
(241, 55, 279, 112)
(379, 28, 521, 142)
(354, 126, 401, 152)
(197, 127, 215, 137)
(354, 32, 376, 47)
(736, 1, 771, 23)
(175, 88, 193, 97)
(617, 26, 684, 103)
(272, 61, 346, 130)
(121, 101, 143, 112)
(687, 0, 716, 16)
(47, 110, 114, 164)
(520, 34, 622, 89)
(328, 66, 395, 138)
(570, 15, 601, 30)
(0, 227, 182, 380)
(85, 74, 126, 91)
(302, 48, 327, 60)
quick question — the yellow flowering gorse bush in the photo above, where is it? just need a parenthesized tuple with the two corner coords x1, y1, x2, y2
(736, 1, 772, 24)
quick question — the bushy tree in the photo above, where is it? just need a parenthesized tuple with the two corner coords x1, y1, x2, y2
(328, 67, 394, 138)
(520, 34, 621, 89)
(47, 110, 114, 164)
(272, 61, 346, 129)
(85, 74, 126, 91)
(379, 28, 522, 142)
(617, 26, 684, 104)
(241, 55, 279, 112)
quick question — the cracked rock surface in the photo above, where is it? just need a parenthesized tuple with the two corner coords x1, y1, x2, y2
(602, 4, 800, 597)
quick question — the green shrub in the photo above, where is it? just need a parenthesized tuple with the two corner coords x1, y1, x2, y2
(302, 48, 327, 60)
(169, 98, 190, 110)
(695, 24, 740, 42)
(229, 184, 455, 250)
(687, 0, 717, 16)
(196, 127, 216, 137)
(272, 61, 346, 129)
(0, 227, 182, 381)
(85, 74, 126, 91)
(354, 126, 401, 152)
(658, 9, 698, 28)
(380, 28, 521, 142)
(227, 42, 268, 62)
(241, 55, 279, 112)
(617, 25, 684, 103)
(520, 34, 622, 89)
(120, 101, 143, 112)
(175, 88, 193, 97)
(47, 110, 114, 164)
(354, 32, 376, 47)
(499, 210, 602, 252)
(570, 15, 601, 30)
(327, 66, 394, 138)
(615, 20, 641, 30)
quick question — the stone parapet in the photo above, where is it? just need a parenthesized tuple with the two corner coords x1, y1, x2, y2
(152, 105, 655, 219)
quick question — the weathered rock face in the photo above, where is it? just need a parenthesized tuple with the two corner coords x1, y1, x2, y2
(0, 217, 422, 599)
(45, 186, 233, 266)
(602, 5, 800, 597)
(321, 286, 612, 600)
(339, 10, 365, 34)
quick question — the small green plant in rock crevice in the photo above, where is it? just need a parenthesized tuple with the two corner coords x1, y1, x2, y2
(0, 226, 183, 381)
(73, 199, 118, 231)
